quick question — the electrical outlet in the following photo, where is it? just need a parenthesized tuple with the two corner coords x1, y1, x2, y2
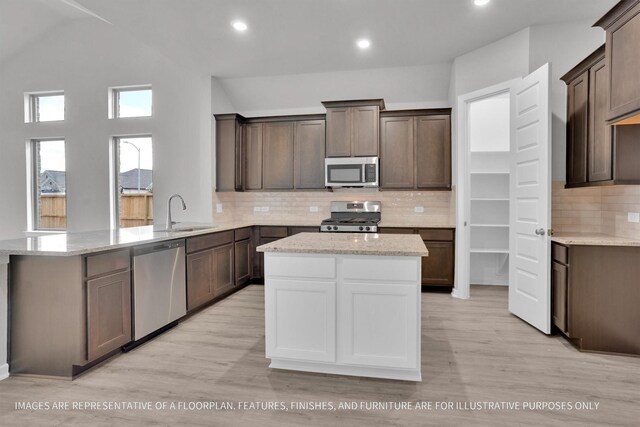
(414, 206, 425, 213)
(216, 203, 223, 213)
(261, 206, 270, 212)
(628, 212, 640, 223)
(309, 206, 319, 212)
(253, 207, 260, 212)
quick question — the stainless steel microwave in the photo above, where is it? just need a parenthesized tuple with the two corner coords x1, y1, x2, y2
(325, 157, 379, 188)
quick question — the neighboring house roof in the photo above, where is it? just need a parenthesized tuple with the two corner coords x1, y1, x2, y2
(119, 168, 153, 191)
(40, 170, 65, 193)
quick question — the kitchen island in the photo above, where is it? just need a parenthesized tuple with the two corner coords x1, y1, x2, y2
(257, 232, 428, 382)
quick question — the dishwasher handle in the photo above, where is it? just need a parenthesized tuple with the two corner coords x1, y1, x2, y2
(133, 239, 185, 256)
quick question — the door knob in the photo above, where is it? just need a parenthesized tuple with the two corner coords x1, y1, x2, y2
(534, 228, 546, 236)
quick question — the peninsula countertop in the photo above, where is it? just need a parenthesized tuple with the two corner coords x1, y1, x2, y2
(551, 233, 640, 247)
(256, 232, 429, 257)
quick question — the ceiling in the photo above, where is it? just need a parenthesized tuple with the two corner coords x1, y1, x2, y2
(2, 0, 618, 78)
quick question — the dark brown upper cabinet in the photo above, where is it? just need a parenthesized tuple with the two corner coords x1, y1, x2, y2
(214, 113, 245, 192)
(294, 119, 326, 189)
(379, 109, 452, 191)
(262, 121, 295, 190)
(322, 99, 385, 157)
(244, 123, 263, 190)
(595, 0, 640, 124)
(562, 44, 640, 187)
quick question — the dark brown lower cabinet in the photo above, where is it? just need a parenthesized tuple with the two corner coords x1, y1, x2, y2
(87, 271, 132, 360)
(186, 249, 215, 310)
(421, 241, 454, 288)
(378, 227, 455, 290)
(10, 249, 133, 378)
(213, 243, 235, 296)
(551, 260, 568, 335)
(186, 232, 235, 312)
(235, 238, 252, 286)
(551, 242, 640, 356)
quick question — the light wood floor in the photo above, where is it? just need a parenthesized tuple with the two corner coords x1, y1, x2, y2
(0, 285, 638, 426)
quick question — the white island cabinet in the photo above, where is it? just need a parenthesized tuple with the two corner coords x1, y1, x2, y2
(257, 232, 428, 382)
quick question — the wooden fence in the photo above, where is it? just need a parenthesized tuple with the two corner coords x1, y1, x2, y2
(40, 193, 153, 229)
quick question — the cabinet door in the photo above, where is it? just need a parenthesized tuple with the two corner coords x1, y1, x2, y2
(380, 116, 414, 188)
(216, 118, 239, 191)
(245, 123, 263, 190)
(234, 239, 252, 286)
(566, 71, 589, 185)
(551, 261, 568, 334)
(263, 122, 294, 189)
(351, 106, 379, 156)
(213, 243, 235, 297)
(340, 281, 418, 369)
(186, 250, 215, 311)
(258, 237, 280, 278)
(421, 241, 454, 287)
(265, 278, 336, 362)
(416, 115, 451, 189)
(606, 2, 640, 121)
(325, 108, 351, 157)
(294, 120, 326, 189)
(87, 271, 132, 361)
(588, 59, 613, 182)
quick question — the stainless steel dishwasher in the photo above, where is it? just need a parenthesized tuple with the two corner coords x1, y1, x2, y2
(132, 239, 186, 341)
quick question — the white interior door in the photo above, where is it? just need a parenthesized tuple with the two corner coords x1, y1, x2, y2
(508, 63, 552, 334)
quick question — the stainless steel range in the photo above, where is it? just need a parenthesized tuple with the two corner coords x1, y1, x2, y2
(321, 201, 381, 232)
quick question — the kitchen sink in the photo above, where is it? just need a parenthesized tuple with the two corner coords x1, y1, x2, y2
(159, 225, 218, 233)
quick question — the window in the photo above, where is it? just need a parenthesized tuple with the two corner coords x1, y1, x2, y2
(111, 86, 152, 118)
(25, 92, 65, 122)
(112, 136, 153, 228)
(29, 139, 67, 230)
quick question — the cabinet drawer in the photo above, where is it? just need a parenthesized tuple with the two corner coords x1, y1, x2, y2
(379, 227, 415, 234)
(552, 243, 569, 265)
(234, 227, 252, 241)
(260, 226, 288, 238)
(85, 249, 130, 278)
(187, 231, 234, 254)
(418, 228, 454, 241)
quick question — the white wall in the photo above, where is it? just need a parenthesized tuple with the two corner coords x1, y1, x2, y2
(529, 21, 606, 180)
(215, 63, 452, 117)
(0, 19, 213, 239)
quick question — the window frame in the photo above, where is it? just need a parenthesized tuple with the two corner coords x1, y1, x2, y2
(25, 91, 65, 123)
(27, 138, 67, 232)
(110, 85, 152, 119)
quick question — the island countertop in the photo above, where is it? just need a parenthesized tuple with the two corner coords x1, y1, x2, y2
(256, 232, 429, 257)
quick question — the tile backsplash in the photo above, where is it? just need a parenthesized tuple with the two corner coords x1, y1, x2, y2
(552, 181, 640, 240)
(212, 188, 456, 227)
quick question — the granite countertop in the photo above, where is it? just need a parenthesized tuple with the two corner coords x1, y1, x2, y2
(256, 232, 429, 257)
(0, 219, 453, 257)
(551, 233, 640, 247)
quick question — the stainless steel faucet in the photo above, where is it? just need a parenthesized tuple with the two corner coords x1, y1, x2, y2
(166, 194, 187, 230)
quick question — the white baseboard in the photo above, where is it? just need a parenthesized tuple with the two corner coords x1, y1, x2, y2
(0, 363, 9, 381)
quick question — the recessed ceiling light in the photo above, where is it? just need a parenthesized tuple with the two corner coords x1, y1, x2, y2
(231, 21, 248, 32)
(356, 39, 371, 49)
(474, 0, 490, 5)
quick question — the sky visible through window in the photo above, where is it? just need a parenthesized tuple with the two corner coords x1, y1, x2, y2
(37, 95, 64, 122)
(119, 136, 153, 172)
(118, 89, 152, 118)
(39, 140, 65, 173)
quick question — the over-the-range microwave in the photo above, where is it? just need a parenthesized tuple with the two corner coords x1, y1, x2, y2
(325, 157, 378, 188)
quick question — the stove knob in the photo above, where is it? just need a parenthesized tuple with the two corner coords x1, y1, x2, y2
(365, 226, 370, 231)
(333, 226, 338, 231)
(359, 226, 364, 231)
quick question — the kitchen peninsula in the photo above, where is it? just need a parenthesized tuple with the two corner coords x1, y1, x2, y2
(257, 232, 428, 381)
